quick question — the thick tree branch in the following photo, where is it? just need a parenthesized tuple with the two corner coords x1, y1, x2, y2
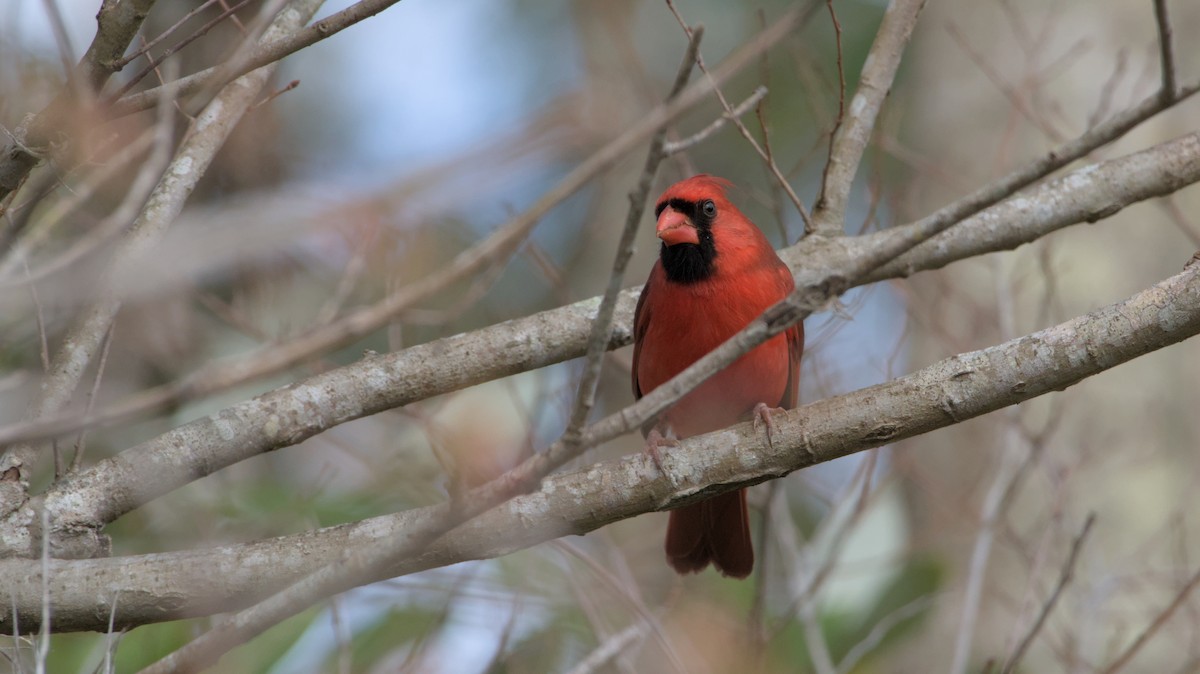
(4, 254, 1200, 633)
(0, 130, 1194, 560)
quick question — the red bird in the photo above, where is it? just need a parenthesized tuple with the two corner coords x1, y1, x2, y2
(632, 175, 803, 579)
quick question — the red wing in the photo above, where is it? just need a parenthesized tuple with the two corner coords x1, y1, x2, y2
(780, 322, 804, 410)
(630, 276, 654, 401)
(775, 258, 804, 410)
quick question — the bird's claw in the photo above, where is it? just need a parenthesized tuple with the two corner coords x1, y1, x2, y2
(644, 426, 680, 483)
(753, 402, 783, 449)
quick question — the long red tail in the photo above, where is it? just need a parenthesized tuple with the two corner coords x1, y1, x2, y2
(664, 488, 753, 578)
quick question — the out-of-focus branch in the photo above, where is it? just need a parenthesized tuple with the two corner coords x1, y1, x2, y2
(0, 0, 325, 558)
(1000, 514, 1096, 674)
(562, 25, 703, 443)
(29, 140, 1200, 667)
(0, 3, 812, 457)
(0, 130, 1194, 560)
(1099, 561, 1200, 674)
(662, 85, 767, 155)
(0, 129, 156, 282)
(6, 256, 1200, 634)
(1153, 0, 1178, 101)
(665, 0, 817, 231)
(109, 0, 413, 117)
(813, 0, 928, 235)
(7, 112, 1197, 466)
(0, 0, 158, 201)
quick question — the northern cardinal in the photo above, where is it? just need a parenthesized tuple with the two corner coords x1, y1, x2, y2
(632, 175, 803, 578)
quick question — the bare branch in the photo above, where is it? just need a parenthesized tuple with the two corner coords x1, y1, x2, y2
(665, 1, 817, 231)
(109, 0, 258, 100)
(4, 256, 1200, 634)
(1000, 514, 1096, 674)
(1100, 563, 1200, 674)
(0, 0, 159, 200)
(0, 3, 812, 457)
(0, 0, 324, 544)
(563, 25, 703, 445)
(813, 0, 928, 235)
(1153, 0, 1178, 101)
(0, 130, 1191, 562)
(662, 86, 767, 155)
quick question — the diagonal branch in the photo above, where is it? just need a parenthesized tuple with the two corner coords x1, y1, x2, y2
(0, 0, 159, 201)
(562, 25, 703, 445)
(1000, 514, 1096, 674)
(0, 0, 326, 550)
(0, 130, 1193, 561)
(0, 3, 810, 468)
(5, 253, 1200, 634)
(1153, 0, 1178, 101)
(813, 0, 928, 235)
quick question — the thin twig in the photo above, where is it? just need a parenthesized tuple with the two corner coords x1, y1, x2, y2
(949, 261, 1032, 674)
(662, 86, 767, 155)
(0, 0, 160, 200)
(38, 0, 78, 88)
(35, 507, 50, 674)
(750, 482, 780, 655)
(819, 0, 847, 236)
(0, 130, 156, 282)
(0, 4, 808, 450)
(70, 323, 116, 474)
(103, 591, 121, 674)
(23, 262, 50, 374)
(252, 79, 300, 109)
(108, 0, 259, 101)
(1153, 0, 1177, 101)
(771, 449, 882, 641)
(769, 485, 837, 674)
(1088, 49, 1129, 128)
(553, 541, 687, 674)
(1100, 564, 1200, 674)
(827, 0, 845, 124)
(562, 25, 703, 444)
(837, 597, 933, 674)
(814, 0, 927, 235)
(110, 0, 413, 118)
(112, 0, 221, 69)
(944, 21, 1063, 143)
(1161, 195, 1200, 248)
(314, 224, 377, 327)
(664, 0, 816, 232)
(1000, 513, 1096, 674)
(177, 0, 294, 116)
(112, 0, 220, 68)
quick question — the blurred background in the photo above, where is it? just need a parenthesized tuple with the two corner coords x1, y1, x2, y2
(1, 0, 1200, 672)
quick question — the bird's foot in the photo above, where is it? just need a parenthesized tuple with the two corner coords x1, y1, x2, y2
(753, 402, 784, 449)
(644, 426, 679, 482)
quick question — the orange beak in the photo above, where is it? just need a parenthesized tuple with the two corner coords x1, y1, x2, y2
(656, 207, 699, 246)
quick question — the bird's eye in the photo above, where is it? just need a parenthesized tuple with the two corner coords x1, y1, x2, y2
(701, 200, 716, 217)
